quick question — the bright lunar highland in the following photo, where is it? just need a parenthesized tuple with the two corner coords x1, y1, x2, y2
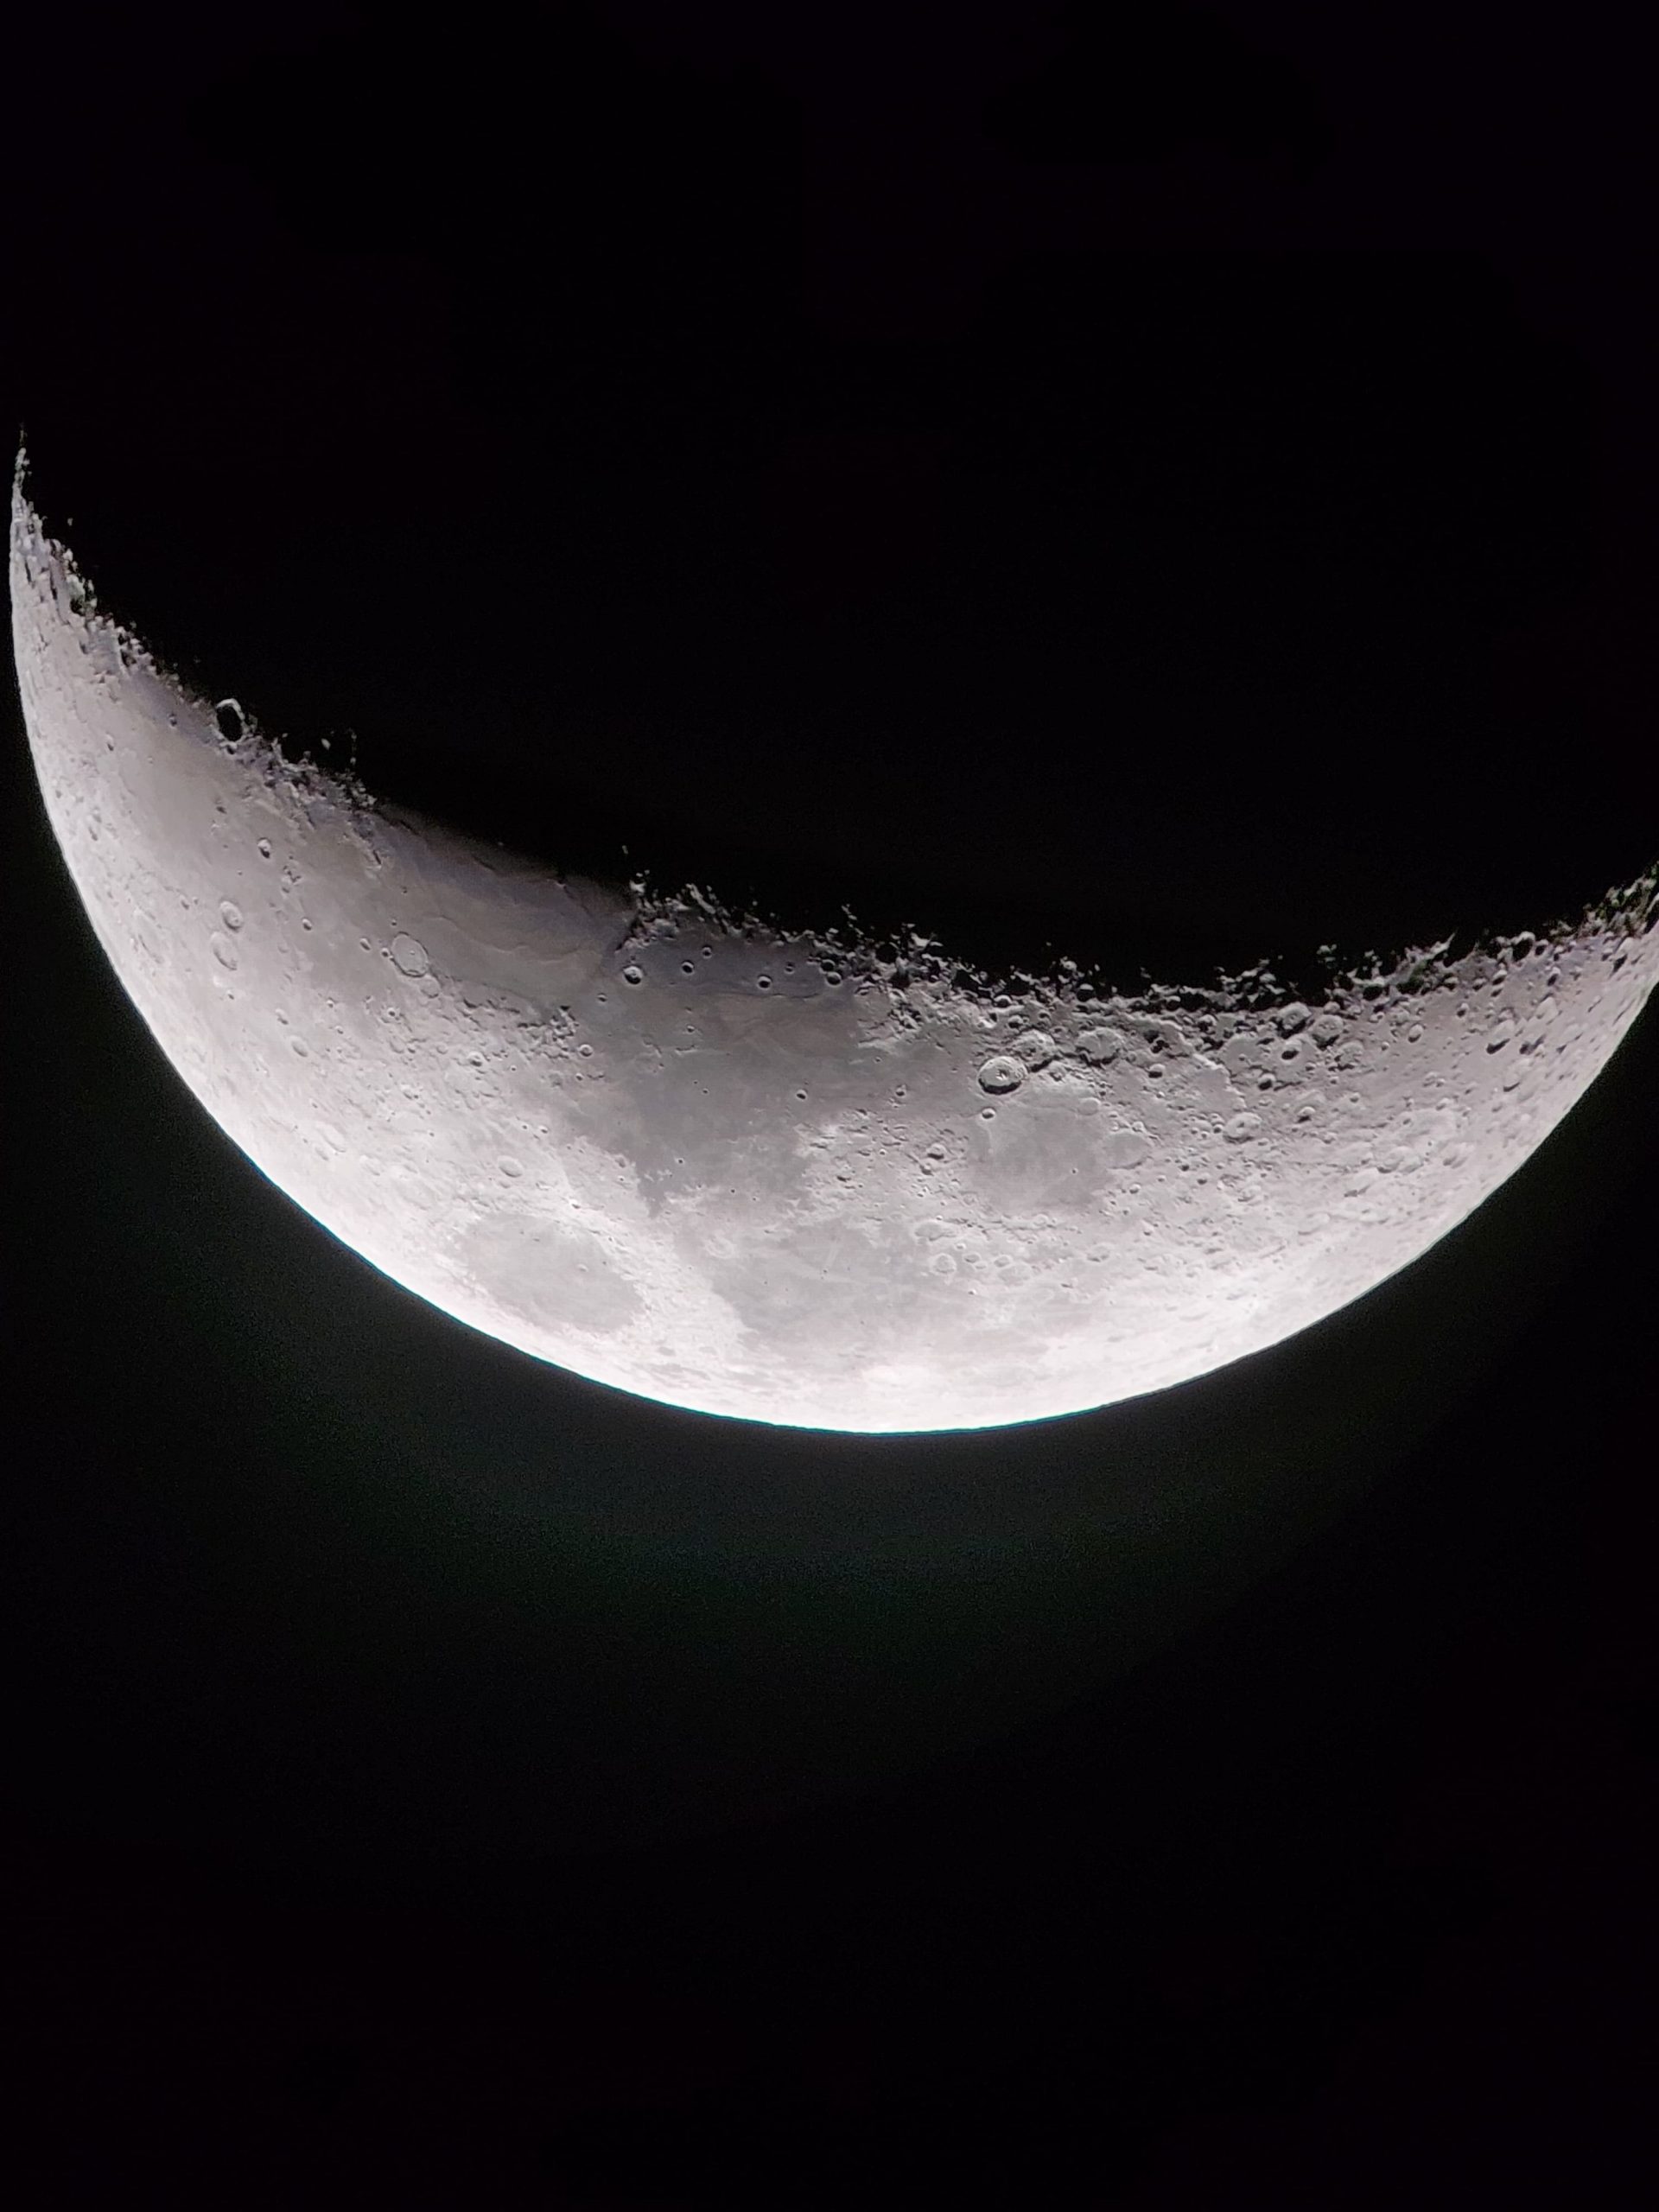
(12, 480, 1658, 1431)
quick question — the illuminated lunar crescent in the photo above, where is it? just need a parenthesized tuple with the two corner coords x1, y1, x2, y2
(12, 475, 1656, 1432)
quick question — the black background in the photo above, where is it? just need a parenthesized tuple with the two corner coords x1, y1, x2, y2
(3, 3, 1656, 2202)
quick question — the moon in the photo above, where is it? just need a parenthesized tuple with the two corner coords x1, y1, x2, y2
(12, 474, 1657, 1433)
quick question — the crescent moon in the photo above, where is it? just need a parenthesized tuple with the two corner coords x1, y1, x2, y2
(12, 475, 1656, 1433)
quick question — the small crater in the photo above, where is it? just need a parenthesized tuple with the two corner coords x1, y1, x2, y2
(621, 963, 644, 987)
(1223, 1111, 1262, 1144)
(391, 932, 430, 978)
(219, 900, 243, 931)
(1098, 1128, 1152, 1169)
(1077, 1027, 1124, 1066)
(209, 932, 238, 970)
(977, 1054, 1026, 1096)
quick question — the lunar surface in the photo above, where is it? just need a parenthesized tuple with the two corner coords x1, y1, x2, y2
(12, 475, 1658, 1432)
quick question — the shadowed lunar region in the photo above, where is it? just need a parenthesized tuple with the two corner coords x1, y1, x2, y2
(12, 470, 1657, 1433)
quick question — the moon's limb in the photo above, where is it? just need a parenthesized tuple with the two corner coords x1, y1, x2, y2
(11, 482, 1657, 1433)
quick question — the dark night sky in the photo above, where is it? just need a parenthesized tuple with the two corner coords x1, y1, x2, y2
(3, 3, 1656, 2203)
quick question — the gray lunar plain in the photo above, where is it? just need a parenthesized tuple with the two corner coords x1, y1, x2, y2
(12, 482, 1658, 1432)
